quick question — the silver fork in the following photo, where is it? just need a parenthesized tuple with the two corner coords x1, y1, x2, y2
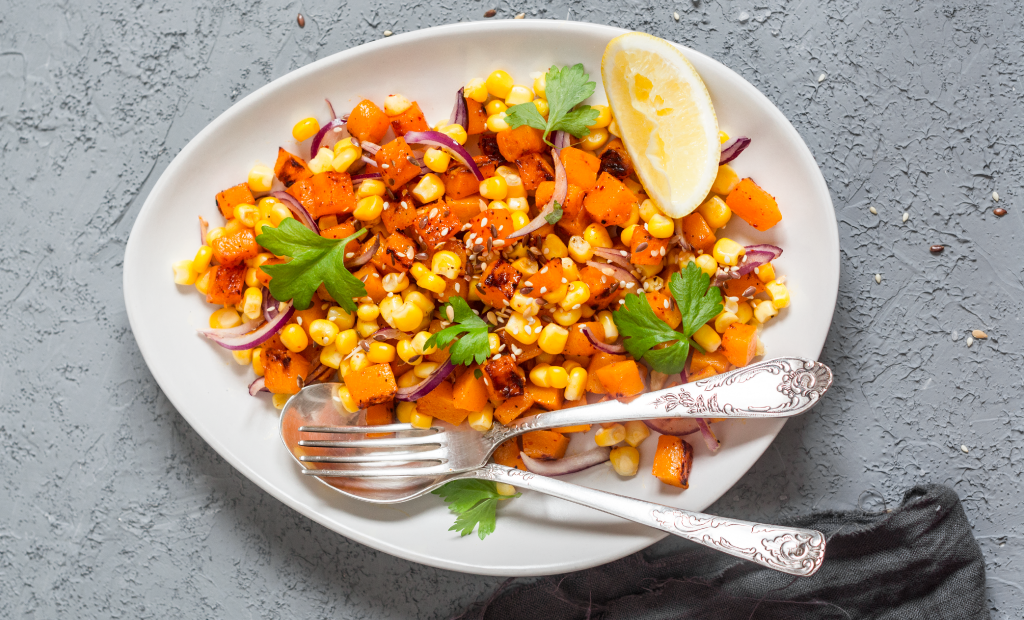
(294, 357, 830, 477)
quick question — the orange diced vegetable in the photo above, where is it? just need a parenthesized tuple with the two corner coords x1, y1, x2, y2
(520, 260, 564, 298)
(365, 402, 395, 438)
(522, 430, 570, 460)
(477, 260, 522, 309)
(597, 139, 633, 180)
(375, 137, 421, 190)
(496, 125, 546, 161)
(412, 200, 461, 248)
(381, 189, 418, 233)
(215, 183, 255, 219)
(320, 221, 362, 256)
(583, 172, 637, 227)
(263, 348, 311, 395)
(492, 438, 526, 470)
(579, 265, 622, 309)
(371, 232, 415, 274)
(690, 351, 730, 374)
(652, 435, 693, 488)
(587, 352, 630, 394)
(687, 366, 718, 383)
(722, 272, 765, 298)
(630, 227, 670, 266)
(205, 264, 245, 305)
(552, 424, 592, 433)
(526, 384, 564, 410)
(485, 354, 526, 400)
(559, 147, 600, 190)
(721, 322, 758, 368)
(453, 365, 490, 412)
(559, 186, 590, 236)
(285, 171, 357, 219)
(467, 209, 514, 248)
(347, 99, 390, 144)
(417, 381, 471, 426)
(211, 228, 259, 267)
(644, 289, 681, 329)
(274, 147, 313, 188)
(447, 194, 487, 225)
(681, 212, 716, 251)
(466, 97, 488, 135)
(473, 154, 503, 178)
(494, 393, 535, 425)
(726, 178, 782, 231)
(515, 152, 555, 190)
(564, 322, 606, 357)
(387, 101, 429, 137)
(501, 332, 541, 362)
(352, 264, 386, 303)
(596, 360, 645, 399)
(345, 364, 397, 409)
(442, 166, 481, 200)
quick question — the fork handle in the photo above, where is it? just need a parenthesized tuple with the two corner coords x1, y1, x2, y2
(471, 464, 825, 577)
(487, 357, 831, 444)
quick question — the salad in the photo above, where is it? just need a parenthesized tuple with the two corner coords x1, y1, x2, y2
(173, 43, 790, 537)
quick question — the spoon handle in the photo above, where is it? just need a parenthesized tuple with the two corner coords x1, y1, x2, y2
(473, 464, 826, 577)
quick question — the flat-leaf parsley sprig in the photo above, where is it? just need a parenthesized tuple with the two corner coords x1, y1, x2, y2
(505, 64, 601, 146)
(432, 479, 521, 540)
(256, 218, 368, 312)
(424, 296, 492, 366)
(612, 262, 723, 375)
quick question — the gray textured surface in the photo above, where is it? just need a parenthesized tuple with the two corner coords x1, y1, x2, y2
(1, 0, 1021, 617)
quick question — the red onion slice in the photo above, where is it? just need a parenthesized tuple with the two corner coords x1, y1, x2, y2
(552, 130, 571, 151)
(345, 234, 379, 268)
(199, 216, 209, 245)
(403, 131, 483, 181)
(507, 148, 566, 239)
(198, 318, 261, 338)
(448, 87, 468, 129)
(581, 324, 625, 354)
(199, 302, 294, 351)
(356, 328, 412, 355)
(326, 98, 338, 121)
(360, 141, 381, 155)
(248, 376, 268, 396)
(696, 418, 721, 453)
(734, 244, 782, 277)
(591, 247, 634, 271)
(351, 172, 382, 182)
(261, 288, 282, 323)
(309, 117, 348, 160)
(361, 155, 377, 167)
(520, 447, 610, 476)
(643, 418, 700, 436)
(719, 137, 750, 165)
(271, 191, 320, 234)
(395, 359, 455, 401)
(586, 260, 640, 293)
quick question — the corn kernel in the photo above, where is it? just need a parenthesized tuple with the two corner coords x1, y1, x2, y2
(623, 421, 650, 448)
(607, 119, 620, 137)
(583, 224, 612, 249)
(639, 199, 662, 222)
(205, 227, 225, 245)
(347, 349, 370, 374)
(588, 312, 615, 344)
(333, 137, 356, 155)
(247, 164, 274, 192)
(537, 324, 569, 355)
(396, 338, 419, 364)
(403, 289, 435, 313)
(194, 268, 214, 294)
(713, 238, 746, 267)
(753, 300, 779, 323)
(272, 393, 290, 409)
(485, 99, 508, 116)
(647, 214, 675, 239)
(209, 307, 241, 329)
(494, 166, 526, 199)
(416, 272, 447, 294)
(191, 246, 214, 274)
(535, 235, 566, 261)
(595, 424, 626, 447)
(695, 254, 718, 277)
(765, 279, 790, 309)
(558, 281, 590, 310)
(559, 258, 581, 282)
(567, 236, 594, 262)
(414, 361, 440, 379)
(381, 272, 410, 293)
(355, 319, 379, 338)
(292, 117, 320, 142)
(485, 70, 514, 98)
(511, 256, 539, 276)
(229, 348, 251, 366)
(335, 386, 358, 413)
(468, 404, 494, 431)
(384, 94, 412, 116)
(331, 146, 361, 173)
(713, 310, 739, 334)
(638, 263, 663, 279)
(423, 148, 451, 173)
(479, 175, 508, 200)
(409, 411, 433, 429)
(242, 287, 263, 320)
(253, 219, 274, 236)
(257, 196, 278, 219)
(233, 203, 259, 228)
(319, 344, 343, 369)
(327, 329, 354, 356)
(506, 312, 540, 344)
(620, 224, 639, 246)
(610, 446, 640, 476)
(326, 307, 354, 331)
(510, 290, 542, 316)
(697, 196, 732, 229)
(579, 128, 608, 151)
(172, 260, 196, 285)
(224, 218, 245, 235)
(412, 331, 437, 356)
(352, 195, 384, 221)
(397, 370, 420, 389)
(719, 131, 730, 143)
(367, 342, 396, 363)
(529, 364, 551, 387)
(510, 210, 530, 231)
(506, 197, 530, 212)
(269, 203, 294, 226)
(486, 113, 509, 133)
(355, 302, 379, 322)
(464, 77, 489, 102)
(552, 307, 582, 326)
(250, 349, 265, 377)
(353, 180, 385, 201)
(431, 250, 463, 279)
(532, 72, 547, 98)
(305, 318, 337, 346)
(533, 98, 549, 117)
(505, 84, 534, 106)
(564, 367, 588, 401)
(280, 324, 309, 352)
(394, 401, 416, 423)
(692, 324, 721, 353)
(542, 283, 568, 304)
(711, 164, 741, 196)
(548, 366, 569, 389)
(755, 262, 776, 283)
(588, 104, 612, 129)
(736, 301, 754, 324)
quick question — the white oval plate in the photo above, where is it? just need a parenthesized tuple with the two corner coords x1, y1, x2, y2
(124, 20, 838, 576)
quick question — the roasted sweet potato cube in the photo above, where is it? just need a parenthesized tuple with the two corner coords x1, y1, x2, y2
(388, 101, 429, 137)
(453, 365, 490, 412)
(597, 139, 633, 180)
(371, 232, 415, 274)
(687, 366, 718, 383)
(522, 430, 570, 460)
(492, 437, 526, 470)
(412, 201, 460, 248)
(721, 322, 758, 368)
(691, 351, 730, 375)
(286, 171, 357, 219)
(496, 125, 546, 161)
(346, 364, 397, 409)
(478, 134, 504, 161)
(205, 264, 245, 305)
(520, 260, 564, 298)
(473, 155, 503, 179)
(559, 186, 590, 236)
(347, 99, 390, 144)
(263, 348, 312, 395)
(417, 381, 471, 426)
(515, 152, 555, 191)
(726, 178, 782, 231)
(447, 194, 487, 225)
(443, 166, 481, 200)
(584, 172, 637, 227)
(652, 435, 693, 489)
(502, 332, 541, 362)
(215, 183, 255, 219)
(722, 272, 765, 298)
(365, 402, 395, 438)
(382, 190, 419, 233)
(586, 353, 630, 394)
(375, 137, 421, 190)
(559, 147, 601, 190)
(210, 228, 259, 267)
(494, 393, 535, 425)
(630, 227, 670, 266)
(681, 212, 717, 251)
(478, 260, 521, 309)
(320, 221, 362, 256)
(526, 384, 564, 411)
(352, 264, 386, 303)
(467, 209, 514, 249)
(274, 147, 313, 188)
(596, 360, 645, 399)
(466, 97, 488, 135)
(579, 265, 623, 309)
(564, 322, 606, 357)
(645, 289, 681, 329)
(485, 354, 525, 400)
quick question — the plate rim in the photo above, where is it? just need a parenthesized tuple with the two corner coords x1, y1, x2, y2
(123, 19, 839, 576)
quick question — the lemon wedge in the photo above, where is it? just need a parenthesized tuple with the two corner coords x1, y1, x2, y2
(602, 33, 720, 218)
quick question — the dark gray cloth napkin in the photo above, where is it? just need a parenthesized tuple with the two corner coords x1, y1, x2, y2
(455, 485, 988, 620)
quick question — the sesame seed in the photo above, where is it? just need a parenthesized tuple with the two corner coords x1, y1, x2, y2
(493, 353, 501, 360)
(429, 208, 438, 219)
(383, 30, 392, 36)
(902, 212, 909, 222)
(383, 202, 390, 210)
(381, 163, 389, 169)
(818, 73, 826, 82)
(874, 274, 881, 284)
(664, 299, 670, 309)
(481, 217, 488, 227)
(539, 287, 547, 294)
(992, 191, 999, 201)
(454, 283, 460, 292)
(961, 445, 970, 453)
(296, 317, 303, 325)
(515, 12, 525, 18)
(401, 202, 408, 209)
(346, 252, 354, 258)
(673, 11, 680, 20)
(441, 228, 449, 236)
(869, 206, 877, 214)
(967, 337, 974, 347)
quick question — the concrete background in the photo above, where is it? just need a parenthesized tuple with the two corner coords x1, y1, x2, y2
(1, 0, 1021, 617)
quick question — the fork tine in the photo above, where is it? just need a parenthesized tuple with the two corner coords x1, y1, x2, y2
(300, 448, 447, 463)
(301, 465, 451, 478)
(299, 424, 434, 434)
(298, 434, 445, 449)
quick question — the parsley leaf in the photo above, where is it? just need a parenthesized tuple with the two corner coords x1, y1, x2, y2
(611, 262, 723, 375)
(505, 64, 601, 144)
(433, 479, 520, 540)
(424, 296, 491, 366)
(256, 218, 368, 312)
(545, 201, 564, 225)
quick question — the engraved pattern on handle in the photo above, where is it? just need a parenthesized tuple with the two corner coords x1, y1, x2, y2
(472, 464, 825, 577)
